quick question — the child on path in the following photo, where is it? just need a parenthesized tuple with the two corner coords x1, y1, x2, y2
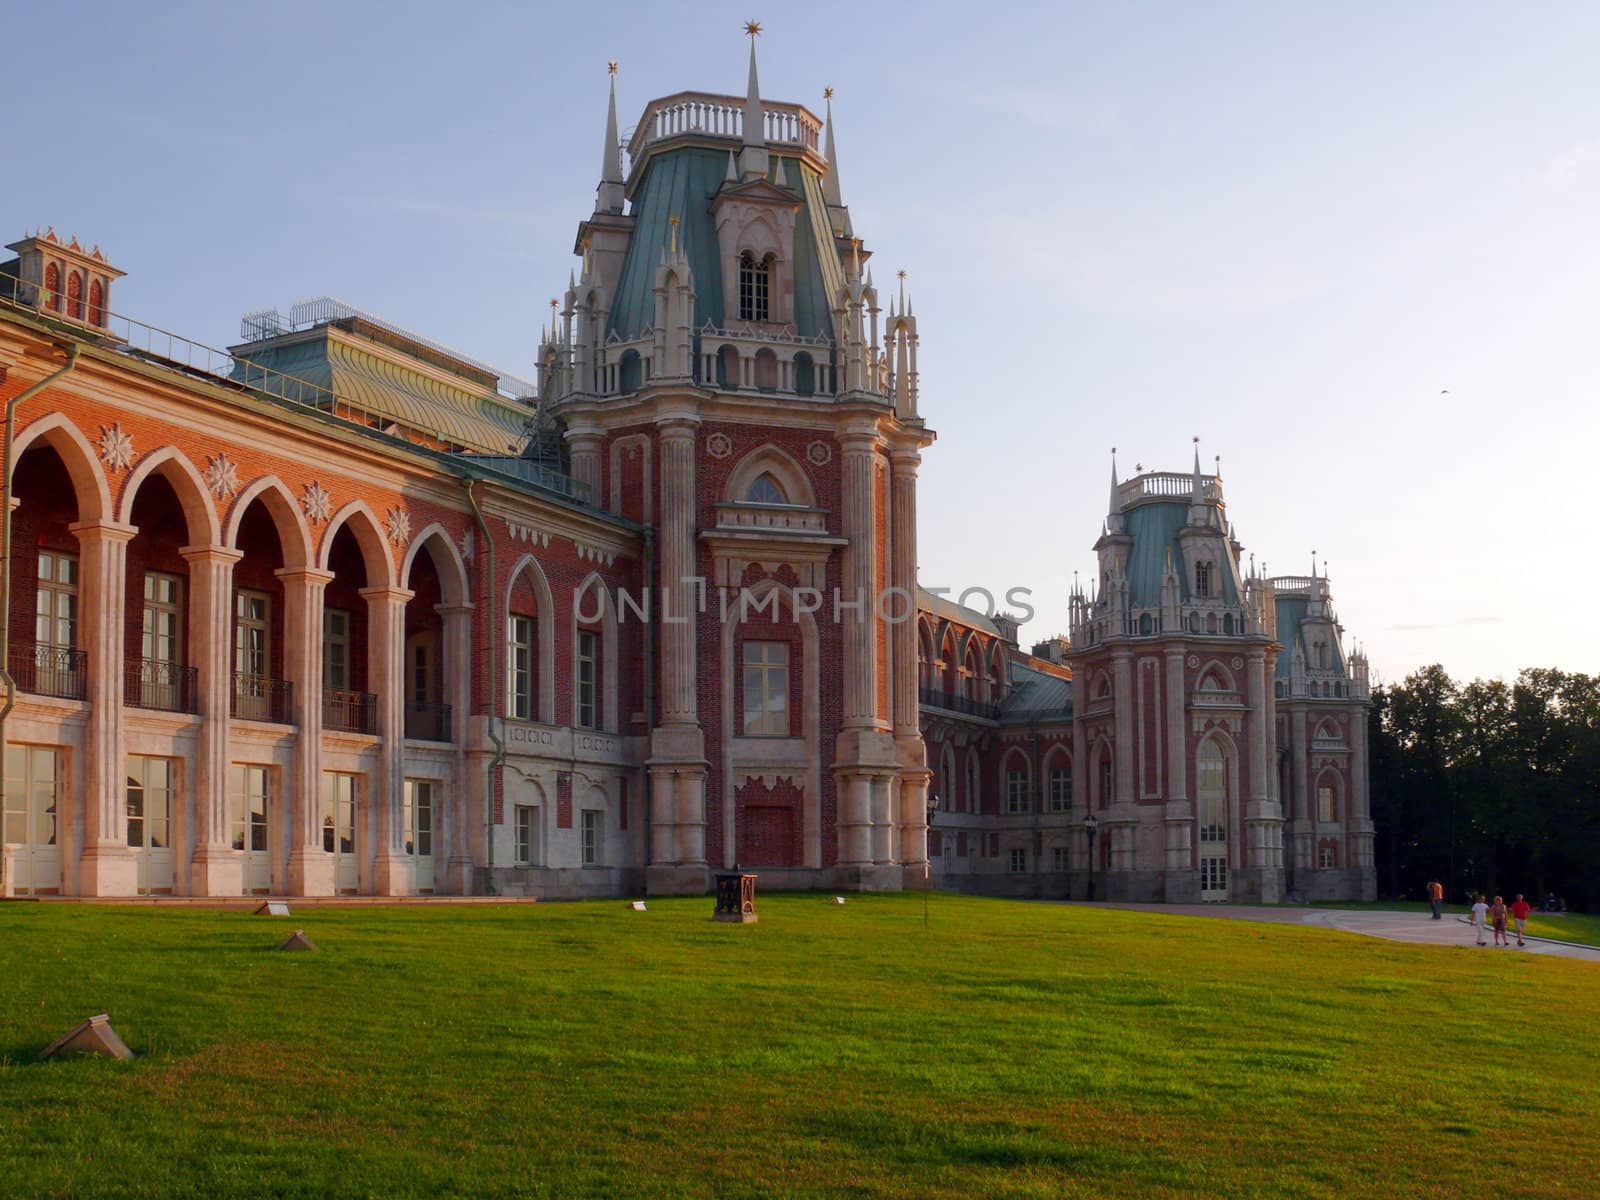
(1491, 896, 1509, 947)
(1471, 895, 1489, 945)
(1511, 894, 1531, 946)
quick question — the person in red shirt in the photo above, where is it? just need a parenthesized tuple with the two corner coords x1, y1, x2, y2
(1511, 894, 1532, 947)
(1427, 879, 1444, 920)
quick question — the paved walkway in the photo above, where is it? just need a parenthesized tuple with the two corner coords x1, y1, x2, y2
(1085, 903, 1600, 962)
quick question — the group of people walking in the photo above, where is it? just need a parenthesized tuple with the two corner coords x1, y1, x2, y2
(1428, 880, 1533, 947)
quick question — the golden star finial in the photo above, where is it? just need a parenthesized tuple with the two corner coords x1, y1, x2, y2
(824, 87, 834, 101)
(744, 19, 762, 38)
(607, 61, 617, 76)
(896, 269, 907, 281)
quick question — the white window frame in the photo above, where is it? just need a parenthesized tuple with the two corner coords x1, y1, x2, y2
(323, 608, 351, 691)
(741, 640, 790, 736)
(125, 755, 173, 850)
(508, 615, 535, 721)
(1009, 847, 1026, 873)
(576, 630, 598, 730)
(1047, 765, 1071, 812)
(1005, 768, 1030, 815)
(36, 551, 78, 650)
(142, 572, 184, 665)
(581, 809, 601, 867)
(514, 804, 539, 866)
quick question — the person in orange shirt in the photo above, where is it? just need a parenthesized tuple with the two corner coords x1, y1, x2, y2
(1427, 879, 1444, 920)
(1511, 894, 1532, 947)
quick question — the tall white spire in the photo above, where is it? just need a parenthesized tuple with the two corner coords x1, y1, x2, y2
(739, 22, 770, 179)
(1106, 449, 1123, 534)
(823, 88, 844, 207)
(596, 62, 625, 214)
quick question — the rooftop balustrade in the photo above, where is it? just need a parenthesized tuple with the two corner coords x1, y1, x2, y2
(1117, 472, 1224, 507)
(627, 92, 823, 165)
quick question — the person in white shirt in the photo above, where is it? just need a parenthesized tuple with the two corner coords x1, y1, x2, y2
(1470, 895, 1489, 946)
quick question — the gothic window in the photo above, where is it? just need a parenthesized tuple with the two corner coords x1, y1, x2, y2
(43, 262, 60, 311)
(577, 630, 599, 730)
(88, 278, 105, 326)
(738, 252, 771, 322)
(1005, 768, 1030, 814)
(1319, 842, 1337, 869)
(745, 473, 785, 505)
(1197, 740, 1227, 843)
(1097, 750, 1113, 810)
(1195, 562, 1212, 598)
(1048, 765, 1072, 811)
(1318, 783, 1337, 823)
(966, 753, 980, 814)
(741, 640, 789, 736)
(66, 271, 83, 320)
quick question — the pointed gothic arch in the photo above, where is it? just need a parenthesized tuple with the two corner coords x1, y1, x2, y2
(400, 523, 469, 607)
(318, 500, 395, 589)
(11, 413, 112, 523)
(572, 572, 619, 733)
(223, 477, 313, 570)
(724, 443, 816, 508)
(505, 553, 557, 725)
(117, 446, 219, 546)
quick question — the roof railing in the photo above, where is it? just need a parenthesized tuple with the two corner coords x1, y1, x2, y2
(628, 91, 823, 160)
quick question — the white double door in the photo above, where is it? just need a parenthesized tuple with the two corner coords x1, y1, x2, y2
(4, 746, 61, 895)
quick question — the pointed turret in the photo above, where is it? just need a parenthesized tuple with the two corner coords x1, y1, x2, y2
(1187, 437, 1212, 527)
(739, 23, 770, 179)
(596, 64, 625, 215)
(1106, 452, 1123, 535)
(823, 88, 852, 236)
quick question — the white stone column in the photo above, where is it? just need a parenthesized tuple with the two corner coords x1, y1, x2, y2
(889, 449, 919, 733)
(568, 426, 603, 506)
(897, 771, 930, 875)
(363, 585, 414, 894)
(838, 775, 872, 866)
(839, 430, 880, 727)
(656, 417, 699, 725)
(649, 769, 676, 865)
(870, 775, 893, 864)
(70, 519, 137, 896)
(182, 545, 242, 896)
(1111, 650, 1135, 806)
(439, 601, 475, 893)
(672, 772, 704, 867)
(279, 566, 334, 896)
(1162, 647, 1192, 872)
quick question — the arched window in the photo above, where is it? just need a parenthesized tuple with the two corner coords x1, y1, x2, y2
(88, 279, 105, 327)
(738, 252, 771, 322)
(1197, 740, 1226, 842)
(753, 348, 778, 391)
(43, 262, 61, 311)
(965, 752, 980, 814)
(794, 351, 815, 396)
(1097, 748, 1113, 810)
(1318, 777, 1338, 822)
(66, 271, 84, 320)
(745, 473, 785, 505)
(717, 344, 740, 388)
(1195, 562, 1212, 598)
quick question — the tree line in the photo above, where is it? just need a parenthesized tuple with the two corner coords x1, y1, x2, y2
(1368, 666, 1600, 912)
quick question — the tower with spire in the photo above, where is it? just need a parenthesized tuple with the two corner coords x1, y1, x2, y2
(544, 26, 934, 895)
(1065, 447, 1374, 904)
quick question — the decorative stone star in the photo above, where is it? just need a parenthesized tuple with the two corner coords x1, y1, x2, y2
(385, 506, 412, 547)
(301, 481, 332, 525)
(204, 453, 239, 499)
(96, 424, 134, 473)
(744, 19, 762, 38)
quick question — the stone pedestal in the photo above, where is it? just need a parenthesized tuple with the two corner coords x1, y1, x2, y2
(713, 870, 758, 923)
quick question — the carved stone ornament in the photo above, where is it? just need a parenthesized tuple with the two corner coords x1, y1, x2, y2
(385, 507, 412, 547)
(706, 432, 733, 460)
(806, 439, 833, 466)
(204, 454, 240, 499)
(301, 482, 332, 525)
(96, 424, 134, 472)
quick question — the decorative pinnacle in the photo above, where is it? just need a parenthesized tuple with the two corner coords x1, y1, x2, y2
(668, 214, 679, 254)
(608, 60, 617, 75)
(824, 86, 834, 100)
(744, 19, 762, 38)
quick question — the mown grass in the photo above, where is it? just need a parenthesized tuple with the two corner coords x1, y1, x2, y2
(1526, 911, 1600, 948)
(1, 895, 1596, 1199)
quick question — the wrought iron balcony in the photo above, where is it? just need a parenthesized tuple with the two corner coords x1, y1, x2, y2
(8, 642, 87, 701)
(324, 689, 378, 735)
(404, 700, 453, 742)
(125, 658, 199, 714)
(232, 673, 293, 724)
(919, 685, 999, 721)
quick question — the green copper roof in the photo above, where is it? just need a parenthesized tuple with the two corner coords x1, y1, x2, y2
(235, 329, 530, 453)
(1124, 501, 1241, 608)
(999, 661, 1073, 722)
(1273, 594, 1348, 678)
(608, 148, 840, 341)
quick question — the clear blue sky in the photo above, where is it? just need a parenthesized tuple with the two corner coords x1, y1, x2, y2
(11, 1, 1598, 685)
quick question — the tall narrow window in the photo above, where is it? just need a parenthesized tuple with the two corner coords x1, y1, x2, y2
(36, 552, 78, 649)
(43, 262, 60, 312)
(576, 630, 598, 730)
(1048, 765, 1072, 812)
(741, 641, 789, 736)
(509, 615, 534, 721)
(143, 573, 183, 665)
(581, 809, 601, 866)
(1198, 741, 1227, 843)
(229, 765, 270, 853)
(88, 278, 105, 326)
(1009, 848, 1026, 873)
(1005, 768, 1030, 814)
(321, 772, 357, 856)
(323, 608, 350, 690)
(126, 756, 172, 851)
(515, 804, 539, 866)
(66, 271, 83, 320)
(1195, 562, 1212, 598)
(966, 754, 980, 814)
(235, 591, 271, 677)
(737, 252, 770, 322)
(1318, 784, 1337, 823)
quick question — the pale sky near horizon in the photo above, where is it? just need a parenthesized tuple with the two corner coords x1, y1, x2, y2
(8, 1, 1598, 686)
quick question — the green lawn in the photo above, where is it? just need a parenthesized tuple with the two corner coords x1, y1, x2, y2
(1526, 911, 1600, 948)
(2, 895, 1597, 1200)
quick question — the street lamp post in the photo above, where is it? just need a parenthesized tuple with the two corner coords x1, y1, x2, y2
(923, 792, 942, 931)
(1084, 813, 1099, 902)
